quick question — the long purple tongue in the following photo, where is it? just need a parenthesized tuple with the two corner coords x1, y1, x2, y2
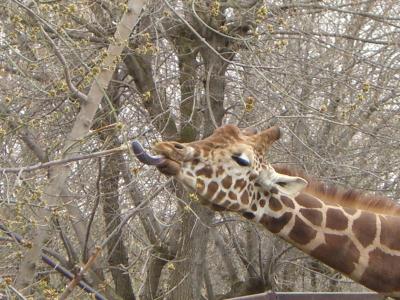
(131, 141, 166, 165)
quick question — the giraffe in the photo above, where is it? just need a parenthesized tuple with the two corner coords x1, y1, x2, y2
(132, 124, 400, 298)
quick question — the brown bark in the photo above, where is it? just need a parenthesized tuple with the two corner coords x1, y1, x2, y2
(212, 230, 240, 285)
(140, 248, 173, 300)
(97, 69, 135, 299)
(175, 35, 201, 142)
(166, 200, 214, 300)
(123, 26, 178, 140)
(100, 149, 135, 300)
(120, 160, 175, 300)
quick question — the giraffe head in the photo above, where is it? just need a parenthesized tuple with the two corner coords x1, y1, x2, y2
(134, 125, 307, 215)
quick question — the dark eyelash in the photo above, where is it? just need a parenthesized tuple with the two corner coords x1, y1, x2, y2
(231, 155, 250, 166)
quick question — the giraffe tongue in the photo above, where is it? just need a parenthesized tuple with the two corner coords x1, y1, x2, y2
(131, 141, 166, 166)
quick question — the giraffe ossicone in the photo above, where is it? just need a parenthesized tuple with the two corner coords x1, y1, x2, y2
(133, 124, 400, 298)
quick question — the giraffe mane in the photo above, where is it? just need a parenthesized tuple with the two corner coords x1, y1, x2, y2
(273, 164, 400, 216)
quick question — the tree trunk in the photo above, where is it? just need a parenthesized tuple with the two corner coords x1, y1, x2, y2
(166, 200, 214, 300)
(100, 149, 135, 300)
(97, 68, 135, 299)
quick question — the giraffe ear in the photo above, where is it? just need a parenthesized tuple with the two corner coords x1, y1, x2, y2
(273, 173, 308, 197)
(257, 168, 307, 197)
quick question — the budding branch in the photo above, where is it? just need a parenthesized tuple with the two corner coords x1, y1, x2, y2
(0, 145, 128, 174)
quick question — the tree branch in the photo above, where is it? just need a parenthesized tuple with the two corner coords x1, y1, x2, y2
(39, 25, 88, 103)
(0, 145, 128, 174)
(59, 247, 102, 300)
(0, 222, 106, 300)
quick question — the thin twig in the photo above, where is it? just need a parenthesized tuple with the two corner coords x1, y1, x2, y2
(0, 278, 27, 300)
(39, 25, 88, 102)
(83, 158, 102, 262)
(58, 247, 102, 300)
(9, 285, 27, 300)
(191, 0, 250, 42)
(0, 145, 128, 174)
(205, 63, 218, 129)
(100, 179, 172, 249)
(278, 260, 354, 284)
(54, 217, 79, 267)
(162, 0, 280, 70)
(0, 222, 106, 300)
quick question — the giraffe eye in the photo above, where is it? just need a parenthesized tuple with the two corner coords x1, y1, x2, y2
(231, 153, 250, 166)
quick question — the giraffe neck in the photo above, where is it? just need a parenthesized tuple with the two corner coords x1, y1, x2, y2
(248, 190, 400, 296)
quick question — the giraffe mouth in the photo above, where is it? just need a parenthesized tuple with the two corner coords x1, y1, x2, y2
(152, 142, 183, 176)
(131, 141, 181, 176)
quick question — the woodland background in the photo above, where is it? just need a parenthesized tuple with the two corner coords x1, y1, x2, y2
(1, 0, 400, 299)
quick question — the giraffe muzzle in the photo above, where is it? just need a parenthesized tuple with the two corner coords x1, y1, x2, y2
(131, 141, 166, 166)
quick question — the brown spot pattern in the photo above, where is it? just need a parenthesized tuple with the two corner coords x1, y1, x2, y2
(380, 215, 400, 251)
(269, 197, 283, 211)
(344, 207, 357, 215)
(249, 173, 257, 181)
(206, 182, 218, 199)
(229, 203, 240, 210)
(296, 194, 323, 208)
(360, 248, 400, 292)
(260, 212, 292, 234)
(270, 187, 279, 194)
(221, 200, 231, 207)
(196, 166, 213, 178)
(216, 166, 224, 176)
(281, 195, 295, 209)
(352, 211, 376, 248)
(259, 199, 266, 207)
(311, 234, 359, 275)
(242, 212, 256, 220)
(214, 191, 226, 203)
(240, 191, 249, 204)
(251, 203, 257, 211)
(289, 216, 317, 245)
(234, 179, 247, 191)
(212, 204, 225, 211)
(300, 208, 322, 226)
(228, 191, 237, 200)
(222, 176, 232, 189)
(326, 208, 348, 230)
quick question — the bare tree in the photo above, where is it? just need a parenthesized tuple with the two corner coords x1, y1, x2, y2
(1, 0, 399, 299)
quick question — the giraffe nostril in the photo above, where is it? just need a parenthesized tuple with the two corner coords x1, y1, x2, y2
(174, 144, 184, 150)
